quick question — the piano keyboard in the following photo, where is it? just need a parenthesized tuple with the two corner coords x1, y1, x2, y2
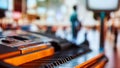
(0, 30, 92, 68)
(19, 46, 91, 68)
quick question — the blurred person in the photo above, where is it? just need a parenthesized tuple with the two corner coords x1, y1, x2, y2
(70, 5, 81, 40)
(76, 24, 89, 47)
(20, 18, 31, 31)
(112, 18, 119, 50)
(70, 5, 90, 47)
(114, 24, 118, 50)
(55, 26, 66, 39)
(106, 14, 119, 50)
(20, 16, 39, 32)
(29, 23, 39, 32)
(0, 19, 3, 36)
(0, 10, 5, 18)
(102, 15, 110, 44)
(29, 16, 40, 32)
(55, 26, 68, 39)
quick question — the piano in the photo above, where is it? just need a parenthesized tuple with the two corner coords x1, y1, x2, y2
(0, 30, 107, 68)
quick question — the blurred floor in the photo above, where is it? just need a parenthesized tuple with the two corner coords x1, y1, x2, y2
(86, 29, 120, 68)
(69, 28, 120, 68)
(105, 31, 120, 68)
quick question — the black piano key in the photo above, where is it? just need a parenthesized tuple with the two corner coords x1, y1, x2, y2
(57, 60, 63, 64)
(47, 64, 52, 68)
(49, 63, 54, 68)
(10, 36, 28, 41)
(44, 65, 49, 68)
(1, 40, 11, 44)
(52, 61, 58, 66)
(56, 61, 60, 65)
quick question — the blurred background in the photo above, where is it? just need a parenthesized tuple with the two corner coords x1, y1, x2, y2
(0, 0, 120, 67)
(0, 0, 120, 46)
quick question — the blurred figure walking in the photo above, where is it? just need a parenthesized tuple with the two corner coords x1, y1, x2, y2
(70, 5, 81, 40)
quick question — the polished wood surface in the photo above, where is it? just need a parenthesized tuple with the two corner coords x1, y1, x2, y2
(95, 58, 108, 68)
(3, 46, 54, 66)
(75, 53, 105, 68)
(19, 44, 48, 54)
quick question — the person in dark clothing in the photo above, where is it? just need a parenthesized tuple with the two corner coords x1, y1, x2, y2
(70, 5, 80, 39)
(114, 27, 118, 50)
(0, 10, 5, 18)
